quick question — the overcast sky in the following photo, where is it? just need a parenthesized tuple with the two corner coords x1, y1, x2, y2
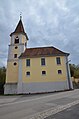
(0, 0, 79, 66)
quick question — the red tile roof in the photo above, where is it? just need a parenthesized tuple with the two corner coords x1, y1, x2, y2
(10, 19, 28, 40)
(19, 46, 69, 58)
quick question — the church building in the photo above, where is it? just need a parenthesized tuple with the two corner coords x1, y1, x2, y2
(4, 17, 73, 94)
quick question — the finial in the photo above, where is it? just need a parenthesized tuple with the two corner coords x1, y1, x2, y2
(20, 12, 22, 20)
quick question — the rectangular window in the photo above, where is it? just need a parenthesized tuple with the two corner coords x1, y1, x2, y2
(56, 57, 61, 65)
(26, 71, 30, 76)
(41, 58, 45, 66)
(26, 59, 30, 66)
(14, 54, 17, 58)
(42, 71, 46, 75)
(58, 70, 62, 74)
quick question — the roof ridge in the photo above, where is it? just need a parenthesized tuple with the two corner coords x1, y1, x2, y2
(26, 46, 54, 49)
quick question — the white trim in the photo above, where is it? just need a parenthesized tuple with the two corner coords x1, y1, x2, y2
(17, 59, 23, 94)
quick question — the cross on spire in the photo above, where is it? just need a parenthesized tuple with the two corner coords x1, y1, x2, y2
(20, 12, 22, 20)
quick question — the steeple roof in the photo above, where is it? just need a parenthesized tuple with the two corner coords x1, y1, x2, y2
(14, 19, 25, 33)
(10, 17, 29, 40)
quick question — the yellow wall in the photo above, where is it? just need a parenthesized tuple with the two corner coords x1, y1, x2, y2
(6, 61, 18, 83)
(12, 46, 20, 58)
(21, 56, 67, 83)
(6, 34, 27, 83)
(22, 35, 27, 43)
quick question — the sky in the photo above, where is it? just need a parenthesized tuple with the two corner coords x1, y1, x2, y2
(0, 0, 79, 67)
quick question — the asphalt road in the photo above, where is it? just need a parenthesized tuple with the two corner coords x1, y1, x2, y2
(45, 104, 79, 119)
(0, 89, 79, 119)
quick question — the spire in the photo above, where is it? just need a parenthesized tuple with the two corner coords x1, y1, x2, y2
(14, 19, 25, 33)
(20, 13, 22, 20)
(10, 16, 29, 40)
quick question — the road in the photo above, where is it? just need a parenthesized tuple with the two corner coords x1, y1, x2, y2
(45, 104, 79, 119)
(0, 89, 79, 119)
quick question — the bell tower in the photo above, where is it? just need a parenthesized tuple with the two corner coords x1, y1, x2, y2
(4, 16, 28, 94)
(8, 16, 28, 61)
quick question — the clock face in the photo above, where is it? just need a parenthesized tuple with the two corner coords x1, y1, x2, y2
(15, 36, 19, 44)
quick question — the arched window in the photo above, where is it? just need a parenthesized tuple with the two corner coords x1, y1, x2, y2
(26, 71, 30, 77)
(42, 71, 46, 75)
(15, 36, 19, 44)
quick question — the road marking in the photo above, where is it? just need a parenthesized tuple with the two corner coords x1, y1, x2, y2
(29, 100, 79, 119)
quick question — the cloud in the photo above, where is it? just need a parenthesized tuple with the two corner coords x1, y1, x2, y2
(0, 0, 79, 66)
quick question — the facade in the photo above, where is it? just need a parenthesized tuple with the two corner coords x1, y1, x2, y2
(4, 17, 73, 94)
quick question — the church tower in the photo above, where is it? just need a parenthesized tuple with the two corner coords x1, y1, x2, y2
(4, 16, 28, 94)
